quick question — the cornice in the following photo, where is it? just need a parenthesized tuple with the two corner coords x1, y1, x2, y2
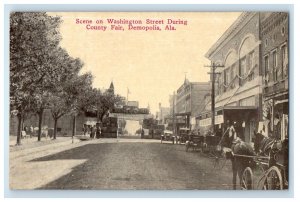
(205, 12, 257, 60)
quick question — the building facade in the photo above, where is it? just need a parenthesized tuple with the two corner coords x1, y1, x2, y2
(261, 12, 289, 140)
(201, 12, 263, 142)
(175, 78, 211, 129)
(156, 103, 170, 124)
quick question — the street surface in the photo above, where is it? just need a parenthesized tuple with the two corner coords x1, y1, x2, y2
(10, 137, 234, 190)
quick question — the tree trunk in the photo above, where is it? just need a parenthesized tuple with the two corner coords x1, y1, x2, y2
(53, 118, 58, 140)
(37, 108, 44, 141)
(72, 115, 76, 137)
(97, 110, 100, 122)
(16, 113, 22, 145)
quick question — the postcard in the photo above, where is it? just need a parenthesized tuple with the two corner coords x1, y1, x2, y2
(9, 11, 289, 190)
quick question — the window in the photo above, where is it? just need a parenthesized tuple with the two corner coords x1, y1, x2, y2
(272, 50, 278, 81)
(249, 51, 255, 71)
(240, 57, 247, 77)
(225, 68, 230, 85)
(281, 26, 285, 36)
(264, 55, 269, 78)
(282, 44, 288, 78)
(265, 38, 269, 46)
(231, 64, 236, 81)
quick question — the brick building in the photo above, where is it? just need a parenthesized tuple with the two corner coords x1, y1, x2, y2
(261, 12, 289, 140)
(200, 12, 263, 142)
(199, 12, 289, 143)
(175, 78, 211, 129)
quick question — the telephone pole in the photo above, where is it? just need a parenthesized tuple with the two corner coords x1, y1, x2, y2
(205, 62, 224, 135)
(172, 91, 176, 135)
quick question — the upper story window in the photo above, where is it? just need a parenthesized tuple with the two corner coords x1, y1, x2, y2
(264, 55, 269, 83)
(224, 68, 230, 85)
(281, 44, 288, 78)
(272, 50, 278, 81)
(240, 57, 247, 77)
(249, 51, 255, 71)
(230, 64, 236, 82)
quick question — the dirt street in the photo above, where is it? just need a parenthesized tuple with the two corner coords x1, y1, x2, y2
(10, 138, 235, 190)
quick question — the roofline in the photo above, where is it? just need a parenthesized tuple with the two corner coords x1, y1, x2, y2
(204, 12, 255, 59)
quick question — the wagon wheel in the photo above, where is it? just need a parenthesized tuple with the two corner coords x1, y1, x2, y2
(241, 167, 254, 190)
(212, 146, 226, 170)
(262, 166, 283, 190)
(213, 155, 227, 170)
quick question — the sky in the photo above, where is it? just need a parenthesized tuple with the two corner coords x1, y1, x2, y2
(49, 12, 241, 114)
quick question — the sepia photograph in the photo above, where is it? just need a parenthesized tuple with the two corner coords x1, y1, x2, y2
(9, 11, 289, 191)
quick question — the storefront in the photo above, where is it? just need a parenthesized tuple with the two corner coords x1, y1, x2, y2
(197, 106, 258, 142)
(262, 92, 288, 140)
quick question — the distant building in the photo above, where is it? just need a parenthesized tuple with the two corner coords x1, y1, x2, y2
(127, 101, 139, 108)
(107, 81, 115, 95)
(156, 103, 170, 124)
(175, 78, 211, 129)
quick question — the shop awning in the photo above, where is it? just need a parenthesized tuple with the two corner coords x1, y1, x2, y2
(217, 106, 258, 111)
(175, 112, 191, 116)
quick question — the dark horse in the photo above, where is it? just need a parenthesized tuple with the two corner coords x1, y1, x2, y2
(220, 131, 288, 189)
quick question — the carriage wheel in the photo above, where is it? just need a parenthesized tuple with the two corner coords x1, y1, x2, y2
(241, 167, 254, 190)
(262, 166, 283, 190)
(213, 155, 227, 170)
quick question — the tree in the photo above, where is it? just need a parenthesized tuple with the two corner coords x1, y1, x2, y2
(48, 48, 85, 139)
(10, 12, 62, 144)
(65, 72, 94, 138)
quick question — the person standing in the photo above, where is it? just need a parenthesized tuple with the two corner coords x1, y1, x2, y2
(229, 121, 237, 143)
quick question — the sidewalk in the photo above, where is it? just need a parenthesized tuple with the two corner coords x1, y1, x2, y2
(9, 136, 79, 152)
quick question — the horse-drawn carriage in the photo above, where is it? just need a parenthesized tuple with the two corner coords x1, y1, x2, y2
(216, 130, 289, 190)
(236, 133, 288, 190)
(185, 133, 205, 152)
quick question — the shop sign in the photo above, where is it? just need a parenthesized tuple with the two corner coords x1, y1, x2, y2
(199, 115, 224, 127)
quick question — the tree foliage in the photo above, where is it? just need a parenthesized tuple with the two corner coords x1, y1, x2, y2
(10, 12, 127, 144)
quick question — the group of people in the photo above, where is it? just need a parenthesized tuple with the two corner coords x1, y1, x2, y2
(82, 124, 102, 139)
(23, 125, 35, 138)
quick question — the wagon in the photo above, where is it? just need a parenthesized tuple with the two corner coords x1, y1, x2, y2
(202, 135, 228, 169)
(238, 139, 288, 190)
(185, 134, 205, 152)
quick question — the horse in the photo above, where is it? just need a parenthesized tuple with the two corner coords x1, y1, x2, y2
(252, 132, 289, 188)
(219, 132, 256, 190)
(221, 131, 288, 190)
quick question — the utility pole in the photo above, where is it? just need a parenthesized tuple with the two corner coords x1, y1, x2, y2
(205, 62, 224, 135)
(172, 91, 176, 135)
